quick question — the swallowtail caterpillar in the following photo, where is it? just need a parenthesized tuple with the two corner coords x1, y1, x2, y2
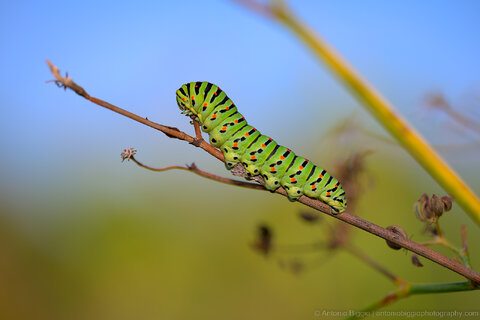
(176, 81, 347, 213)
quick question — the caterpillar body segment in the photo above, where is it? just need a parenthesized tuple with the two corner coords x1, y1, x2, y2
(175, 81, 347, 213)
(241, 135, 278, 177)
(223, 125, 261, 169)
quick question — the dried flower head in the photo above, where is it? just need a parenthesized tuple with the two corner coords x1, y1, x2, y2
(252, 224, 272, 256)
(414, 194, 454, 222)
(430, 194, 444, 217)
(441, 195, 454, 212)
(298, 211, 321, 223)
(385, 225, 408, 250)
(121, 147, 137, 162)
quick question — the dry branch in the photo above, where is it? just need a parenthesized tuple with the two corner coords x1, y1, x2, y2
(46, 60, 480, 284)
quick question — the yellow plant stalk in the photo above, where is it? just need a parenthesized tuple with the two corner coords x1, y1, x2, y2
(271, 4, 480, 226)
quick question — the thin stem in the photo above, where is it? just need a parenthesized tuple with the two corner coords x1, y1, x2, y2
(129, 156, 266, 190)
(427, 93, 480, 136)
(409, 281, 476, 294)
(191, 117, 204, 140)
(346, 281, 477, 319)
(420, 231, 470, 268)
(461, 226, 472, 268)
(343, 243, 399, 283)
(434, 220, 444, 238)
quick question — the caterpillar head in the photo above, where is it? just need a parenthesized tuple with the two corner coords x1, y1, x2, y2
(176, 84, 197, 117)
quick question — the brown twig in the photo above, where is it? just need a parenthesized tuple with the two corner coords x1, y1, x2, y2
(121, 149, 265, 190)
(427, 93, 480, 136)
(190, 118, 205, 147)
(46, 60, 480, 284)
(192, 118, 203, 140)
(46, 59, 223, 162)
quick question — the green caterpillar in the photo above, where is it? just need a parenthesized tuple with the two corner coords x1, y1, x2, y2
(176, 81, 347, 213)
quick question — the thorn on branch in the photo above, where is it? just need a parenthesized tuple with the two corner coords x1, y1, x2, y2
(411, 254, 424, 267)
(187, 163, 198, 170)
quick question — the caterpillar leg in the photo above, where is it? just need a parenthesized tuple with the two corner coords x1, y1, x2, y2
(280, 156, 314, 201)
(303, 166, 347, 214)
(259, 146, 295, 191)
(320, 180, 347, 214)
(222, 126, 260, 169)
(240, 135, 277, 177)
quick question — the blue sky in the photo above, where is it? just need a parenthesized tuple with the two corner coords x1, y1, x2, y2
(1, 0, 480, 199)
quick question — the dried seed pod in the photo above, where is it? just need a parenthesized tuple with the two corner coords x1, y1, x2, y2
(414, 193, 453, 222)
(252, 224, 272, 255)
(411, 254, 424, 267)
(420, 193, 429, 204)
(441, 195, 454, 212)
(414, 199, 427, 222)
(414, 194, 435, 222)
(430, 194, 444, 217)
(299, 211, 320, 223)
(385, 225, 408, 250)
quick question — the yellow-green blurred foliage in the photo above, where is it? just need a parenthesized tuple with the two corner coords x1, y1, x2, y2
(1, 124, 479, 319)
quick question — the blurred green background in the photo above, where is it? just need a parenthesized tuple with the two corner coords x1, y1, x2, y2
(1, 1, 480, 319)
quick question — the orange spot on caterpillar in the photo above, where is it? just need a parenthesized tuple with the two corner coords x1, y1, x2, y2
(211, 114, 217, 119)
(221, 126, 227, 131)
(261, 144, 266, 148)
(299, 165, 304, 170)
(326, 192, 331, 196)
(182, 97, 186, 101)
(191, 96, 195, 100)
(203, 103, 208, 107)
(290, 177, 296, 182)
(251, 155, 256, 160)
(234, 120, 238, 123)
(311, 186, 317, 190)
(214, 92, 218, 95)
(225, 106, 229, 110)
(233, 142, 238, 147)
(270, 167, 276, 172)
(319, 174, 324, 178)
(334, 184, 338, 188)
(280, 156, 285, 160)
(245, 133, 249, 137)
